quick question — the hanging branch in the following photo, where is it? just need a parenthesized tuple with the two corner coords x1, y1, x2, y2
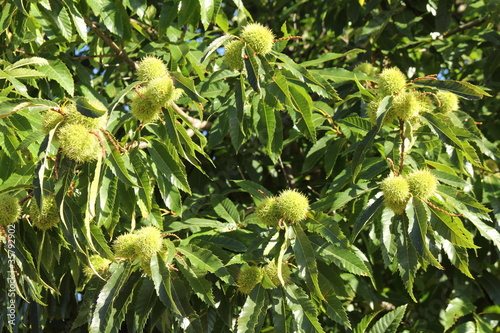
(84, 18, 138, 70)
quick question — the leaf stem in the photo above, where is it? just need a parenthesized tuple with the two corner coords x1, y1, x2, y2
(398, 119, 406, 175)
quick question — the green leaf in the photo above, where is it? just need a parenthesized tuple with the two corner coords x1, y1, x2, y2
(288, 83, 316, 141)
(412, 79, 491, 99)
(395, 220, 418, 302)
(302, 135, 334, 172)
(323, 293, 351, 328)
(211, 195, 240, 224)
(421, 112, 481, 167)
(312, 181, 379, 212)
(171, 72, 207, 103)
(440, 298, 476, 331)
(62, 0, 87, 41)
(351, 96, 391, 181)
(307, 213, 348, 247)
(285, 284, 325, 333)
(131, 279, 157, 332)
(257, 98, 277, 155)
(429, 204, 478, 249)
(244, 44, 261, 93)
(3, 68, 46, 79)
(201, 34, 234, 63)
(354, 311, 383, 333)
(311, 237, 371, 276)
(5, 56, 49, 70)
(300, 49, 366, 67)
(148, 139, 191, 194)
(0, 68, 28, 95)
(151, 253, 179, 314)
(177, 258, 216, 306)
(165, 218, 228, 232)
(351, 196, 384, 242)
(461, 211, 500, 251)
(0, 164, 35, 192)
(233, 179, 273, 198)
(441, 239, 473, 278)
(104, 144, 137, 187)
(292, 224, 323, 300)
(38, 59, 74, 96)
(199, 0, 216, 29)
(177, 245, 233, 283)
(90, 265, 127, 333)
(368, 304, 407, 333)
(237, 284, 268, 333)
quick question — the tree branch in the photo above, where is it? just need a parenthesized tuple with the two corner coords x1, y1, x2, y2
(84, 18, 138, 70)
(171, 103, 211, 136)
(443, 17, 488, 38)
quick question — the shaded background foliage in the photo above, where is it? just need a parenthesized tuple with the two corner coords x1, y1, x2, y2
(0, 0, 499, 332)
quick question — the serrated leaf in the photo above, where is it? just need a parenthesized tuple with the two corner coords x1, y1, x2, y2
(90, 265, 127, 333)
(233, 179, 273, 198)
(422, 112, 481, 167)
(395, 220, 418, 302)
(292, 224, 323, 300)
(257, 98, 277, 155)
(6, 57, 49, 70)
(307, 213, 348, 247)
(302, 135, 334, 172)
(131, 279, 157, 332)
(351, 96, 391, 181)
(441, 239, 473, 278)
(171, 72, 207, 103)
(351, 196, 384, 242)
(429, 203, 478, 249)
(288, 83, 316, 141)
(461, 211, 500, 251)
(354, 311, 383, 333)
(148, 139, 191, 194)
(440, 298, 476, 331)
(0, 68, 28, 95)
(201, 34, 234, 63)
(62, 0, 87, 41)
(312, 181, 379, 212)
(368, 304, 407, 333)
(211, 195, 240, 224)
(412, 79, 491, 99)
(199, 0, 216, 29)
(165, 218, 228, 232)
(323, 293, 351, 328)
(177, 245, 233, 283)
(244, 45, 261, 93)
(104, 143, 137, 187)
(237, 284, 267, 333)
(301, 49, 366, 67)
(38, 59, 74, 96)
(3, 68, 46, 79)
(311, 237, 371, 276)
(285, 284, 325, 333)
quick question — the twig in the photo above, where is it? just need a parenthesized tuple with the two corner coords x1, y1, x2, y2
(426, 200, 463, 217)
(89, 130, 106, 158)
(72, 54, 120, 61)
(84, 18, 138, 70)
(444, 17, 488, 38)
(386, 158, 397, 175)
(274, 36, 303, 42)
(162, 233, 182, 241)
(398, 119, 406, 175)
(101, 129, 126, 153)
